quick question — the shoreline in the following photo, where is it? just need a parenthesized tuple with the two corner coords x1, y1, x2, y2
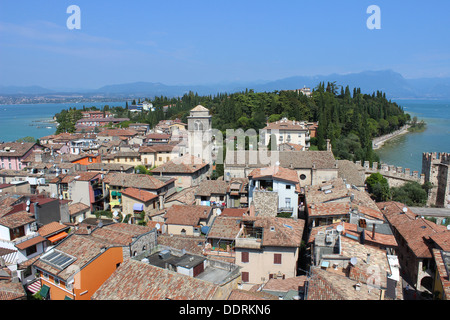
(372, 124, 410, 150)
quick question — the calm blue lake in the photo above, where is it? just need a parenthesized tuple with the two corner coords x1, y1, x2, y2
(375, 99, 450, 173)
(0, 99, 448, 174)
(0, 102, 126, 143)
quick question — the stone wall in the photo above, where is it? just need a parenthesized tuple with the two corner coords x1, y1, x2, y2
(355, 161, 425, 187)
(252, 191, 278, 217)
(422, 152, 450, 208)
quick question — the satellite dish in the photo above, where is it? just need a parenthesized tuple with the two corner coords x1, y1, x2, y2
(51, 193, 56, 198)
(402, 207, 408, 213)
(336, 225, 344, 233)
(113, 210, 119, 217)
(26, 200, 31, 206)
(78, 216, 83, 223)
(26, 206, 30, 212)
(216, 208, 222, 216)
(447, 225, 450, 231)
(59, 195, 63, 200)
(350, 257, 357, 266)
(155, 223, 160, 230)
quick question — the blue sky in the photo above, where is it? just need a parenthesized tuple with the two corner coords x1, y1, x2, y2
(0, 0, 449, 89)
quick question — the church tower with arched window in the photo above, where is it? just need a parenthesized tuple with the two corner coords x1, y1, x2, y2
(187, 105, 212, 163)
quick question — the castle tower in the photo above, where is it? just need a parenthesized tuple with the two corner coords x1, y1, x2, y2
(422, 152, 450, 208)
(187, 105, 212, 163)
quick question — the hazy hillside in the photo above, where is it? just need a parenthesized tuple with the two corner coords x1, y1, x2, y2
(2, 70, 450, 99)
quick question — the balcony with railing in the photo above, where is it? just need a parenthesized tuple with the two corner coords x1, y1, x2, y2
(278, 207, 294, 213)
(235, 222, 263, 249)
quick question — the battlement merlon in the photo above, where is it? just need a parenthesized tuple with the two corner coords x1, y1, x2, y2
(356, 161, 425, 184)
(423, 152, 450, 164)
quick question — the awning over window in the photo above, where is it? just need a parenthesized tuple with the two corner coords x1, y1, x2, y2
(47, 232, 68, 243)
(39, 284, 50, 299)
(133, 203, 144, 211)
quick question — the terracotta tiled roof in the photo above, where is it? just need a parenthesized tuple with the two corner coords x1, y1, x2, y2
(33, 234, 109, 280)
(195, 180, 228, 196)
(262, 275, 307, 292)
(145, 133, 171, 140)
(304, 178, 350, 204)
(103, 172, 170, 190)
(68, 202, 90, 216)
(249, 165, 299, 184)
(227, 289, 278, 300)
(430, 231, 450, 251)
(0, 142, 37, 158)
(164, 205, 212, 226)
(308, 203, 351, 218)
(97, 129, 138, 137)
(278, 143, 304, 151)
(337, 159, 366, 187)
(306, 267, 383, 300)
(432, 249, 450, 299)
(157, 234, 205, 255)
(164, 186, 198, 206)
(121, 187, 158, 203)
(91, 258, 219, 300)
(139, 144, 175, 153)
(207, 216, 242, 240)
(151, 154, 208, 174)
(15, 235, 46, 250)
(89, 223, 155, 246)
(221, 208, 249, 217)
(0, 281, 27, 300)
(263, 120, 308, 131)
(225, 150, 336, 170)
(378, 201, 448, 258)
(33, 223, 154, 280)
(308, 222, 398, 249)
(238, 216, 305, 248)
(0, 211, 35, 229)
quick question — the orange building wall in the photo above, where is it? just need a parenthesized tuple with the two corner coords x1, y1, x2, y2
(73, 246, 124, 300)
(72, 155, 101, 165)
(40, 274, 74, 300)
(39, 246, 124, 300)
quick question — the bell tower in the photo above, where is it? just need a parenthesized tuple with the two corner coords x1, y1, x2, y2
(187, 105, 212, 163)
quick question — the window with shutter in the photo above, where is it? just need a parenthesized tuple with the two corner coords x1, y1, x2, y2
(241, 251, 249, 263)
(242, 271, 249, 282)
(274, 253, 282, 264)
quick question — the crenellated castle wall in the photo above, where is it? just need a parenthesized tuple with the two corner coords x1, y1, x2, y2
(355, 160, 425, 187)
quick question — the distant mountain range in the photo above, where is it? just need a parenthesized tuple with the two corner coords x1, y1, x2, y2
(2, 70, 450, 100)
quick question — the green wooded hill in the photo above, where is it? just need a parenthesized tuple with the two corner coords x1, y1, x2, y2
(58, 82, 410, 165)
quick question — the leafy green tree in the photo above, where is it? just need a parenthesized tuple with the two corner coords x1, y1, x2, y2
(365, 173, 390, 202)
(16, 136, 38, 143)
(391, 182, 428, 206)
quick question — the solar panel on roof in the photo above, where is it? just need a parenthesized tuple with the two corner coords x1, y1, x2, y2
(40, 250, 76, 270)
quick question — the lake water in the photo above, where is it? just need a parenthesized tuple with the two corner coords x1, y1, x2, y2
(0, 99, 448, 174)
(375, 99, 450, 173)
(0, 102, 126, 143)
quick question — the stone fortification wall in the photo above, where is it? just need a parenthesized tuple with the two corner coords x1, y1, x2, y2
(355, 160, 425, 187)
(422, 152, 450, 208)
